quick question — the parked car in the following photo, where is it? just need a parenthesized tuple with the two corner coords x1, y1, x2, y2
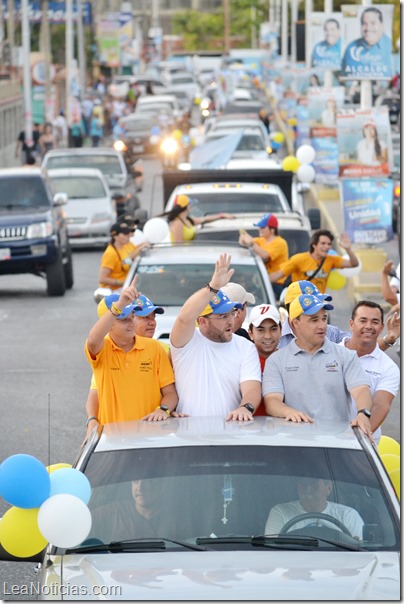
(4, 418, 399, 600)
(0, 167, 73, 296)
(42, 148, 141, 216)
(94, 242, 277, 341)
(47, 168, 116, 247)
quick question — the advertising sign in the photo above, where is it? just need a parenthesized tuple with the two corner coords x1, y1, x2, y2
(310, 12, 342, 70)
(341, 178, 394, 243)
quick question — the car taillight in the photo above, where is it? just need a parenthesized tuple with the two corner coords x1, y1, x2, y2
(394, 184, 400, 197)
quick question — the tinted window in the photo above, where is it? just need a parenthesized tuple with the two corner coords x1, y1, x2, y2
(51, 176, 107, 199)
(186, 193, 285, 215)
(46, 155, 123, 176)
(0, 176, 49, 209)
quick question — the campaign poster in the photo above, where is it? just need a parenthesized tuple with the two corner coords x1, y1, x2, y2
(337, 107, 393, 177)
(310, 12, 342, 70)
(340, 4, 394, 79)
(97, 18, 120, 67)
(307, 87, 345, 137)
(341, 179, 394, 243)
(311, 137, 339, 183)
(296, 101, 310, 147)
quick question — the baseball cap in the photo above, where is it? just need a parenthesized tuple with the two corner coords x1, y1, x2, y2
(285, 280, 333, 305)
(174, 194, 190, 208)
(249, 304, 281, 327)
(199, 290, 243, 317)
(117, 213, 139, 226)
(289, 294, 334, 320)
(133, 294, 164, 317)
(97, 294, 138, 320)
(254, 213, 278, 229)
(221, 282, 256, 305)
(110, 222, 136, 236)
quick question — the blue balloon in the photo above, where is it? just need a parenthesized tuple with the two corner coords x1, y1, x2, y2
(328, 249, 338, 256)
(151, 125, 160, 135)
(270, 141, 281, 151)
(0, 454, 50, 509)
(49, 468, 92, 504)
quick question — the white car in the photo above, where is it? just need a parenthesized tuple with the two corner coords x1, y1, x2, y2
(204, 127, 270, 161)
(135, 95, 181, 119)
(5, 418, 399, 600)
(47, 168, 116, 246)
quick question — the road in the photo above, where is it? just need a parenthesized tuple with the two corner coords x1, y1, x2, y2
(0, 153, 400, 599)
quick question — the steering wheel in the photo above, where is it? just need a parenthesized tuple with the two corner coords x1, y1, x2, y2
(279, 512, 353, 537)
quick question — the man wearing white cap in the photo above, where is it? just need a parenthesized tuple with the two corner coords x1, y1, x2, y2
(170, 254, 261, 419)
(221, 282, 256, 340)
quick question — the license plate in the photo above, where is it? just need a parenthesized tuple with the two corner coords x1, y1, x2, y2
(132, 145, 144, 153)
(0, 248, 11, 260)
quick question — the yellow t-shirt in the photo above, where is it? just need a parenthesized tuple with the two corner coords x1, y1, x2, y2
(169, 218, 196, 242)
(280, 252, 344, 293)
(254, 235, 289, 284)
(99, 242, 137, 289)
(84, 335, 175, 424)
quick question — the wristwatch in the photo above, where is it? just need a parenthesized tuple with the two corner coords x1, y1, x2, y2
(357, 408, 372, 419)
(159, 404, 171, 416)
(242, 403, 255, 414)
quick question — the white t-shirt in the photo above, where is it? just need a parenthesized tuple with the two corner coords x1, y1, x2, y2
(340, 340, 400, 443)
(356, 138, 386, 165)
(170, 329, 261, 416)
(265, 499, 364, 540)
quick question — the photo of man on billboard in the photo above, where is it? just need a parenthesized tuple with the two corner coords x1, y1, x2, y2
(311, 16, 342, 70)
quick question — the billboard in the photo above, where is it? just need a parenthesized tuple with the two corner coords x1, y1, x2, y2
(310, 12, 342, 70)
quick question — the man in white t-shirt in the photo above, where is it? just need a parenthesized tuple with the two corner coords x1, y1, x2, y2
(265, 477, 364, 540)
(341, 300, 400, 443)
(170, 254, 262, 419)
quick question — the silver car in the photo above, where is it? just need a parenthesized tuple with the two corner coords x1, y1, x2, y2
(14, 418, 399, 600)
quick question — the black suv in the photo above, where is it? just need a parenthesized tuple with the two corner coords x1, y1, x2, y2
(0, 168, 73, 296)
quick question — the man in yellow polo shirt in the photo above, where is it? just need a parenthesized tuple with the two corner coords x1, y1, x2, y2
(269, 229, 359, 294)
(239, 212, 288, 300)
(84, 277, 178, 427)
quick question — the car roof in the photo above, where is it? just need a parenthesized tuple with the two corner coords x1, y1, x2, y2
(47, 167, 106, 179)
(93, 417, 363, 453)
(43, 148, 122, 158)
(136, 242, 261, 266)
(0, 167, 45, 177)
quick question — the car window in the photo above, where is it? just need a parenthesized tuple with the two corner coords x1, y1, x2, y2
(197, 227, 310, 256)
(45, 155, 124, 176)
(236, 134, 265, 151)
(80, 445, 399, 551)
(183, 192, 286, 215)
(50, 176, 107, 199)
(134, 262, 270, 305)
(0, 176, 50, 209)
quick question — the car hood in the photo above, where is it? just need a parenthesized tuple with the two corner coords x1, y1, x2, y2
(55, 551, 399, 600)
(65, 198, 112, 218)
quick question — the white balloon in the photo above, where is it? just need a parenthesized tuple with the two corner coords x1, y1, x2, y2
(38, 494, 92, 548)
(297, 164, 316, 183)
(143, 218, 170, 244)
(296, 144, 316, 165)
(336, 255, 362, 278)
(130, 229, 145, 245)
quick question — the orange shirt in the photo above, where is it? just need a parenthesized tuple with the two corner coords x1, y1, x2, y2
(254, 235, 289, 284)
(84, 335, 175, 425)
(280, 252, 344, 293)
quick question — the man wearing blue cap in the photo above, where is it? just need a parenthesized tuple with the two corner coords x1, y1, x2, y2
(239, 212, 288, 300)
(170, 254, 262, 419)
(262, 293, 374, 441)
(85, 277, 178, 427)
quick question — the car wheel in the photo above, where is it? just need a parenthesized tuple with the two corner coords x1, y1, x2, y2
(64, 244, 74, 290)
(46, 250, 66, 296)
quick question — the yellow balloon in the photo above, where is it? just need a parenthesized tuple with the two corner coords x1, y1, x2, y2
(272, 132, 285, 144)
(46, 463, 72, 474)
(0, 507, 47, 558)
(282, 156, 300, 173)
(287, 117, 297, 126)
(327, 270, 347, 291)
(390, 468, 400, 500)
(378, 435, 400, 457)
(381, 454, 400, 475)
(172, 129, 183, 141)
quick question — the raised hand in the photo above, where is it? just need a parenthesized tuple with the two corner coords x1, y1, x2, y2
(210, 253, 235, 290)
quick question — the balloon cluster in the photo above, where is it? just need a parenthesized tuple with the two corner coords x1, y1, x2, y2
(0, 454, 92, 557)
(269, 131, 284, 151)
(281, 144, 316, 182)
(378, 436, 400, 500)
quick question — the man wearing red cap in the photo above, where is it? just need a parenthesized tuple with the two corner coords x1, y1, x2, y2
(239, 212, 288, 299)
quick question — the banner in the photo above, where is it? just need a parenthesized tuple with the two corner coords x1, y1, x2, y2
(340, 4, 394, 79)
(311, 137, 339, 183)
(310, 12, 342, 70)
(337, 107, 393, 177)
(97, 18, 120, 67)
(341, 178, 394, 243)
(2, 1, 92, 24)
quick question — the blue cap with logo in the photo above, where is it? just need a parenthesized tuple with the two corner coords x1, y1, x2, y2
(98, 293, 138, 319)
(285, 280, 333, 305)
(133, 294, 164, 317)
(289, 294, 334, 320)
(200, 290, 243, 317)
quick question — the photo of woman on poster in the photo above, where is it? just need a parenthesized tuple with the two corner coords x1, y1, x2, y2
(356, 120, 388, 165)
(321, 99, 337, 127)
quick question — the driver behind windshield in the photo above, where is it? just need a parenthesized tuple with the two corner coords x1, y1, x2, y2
(264, 477, 364, 540)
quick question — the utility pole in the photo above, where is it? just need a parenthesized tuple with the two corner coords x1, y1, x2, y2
(21, 0, 33, 147)
(7, 0, 15, 73)
(223, 0, 230, 54)
(291, 0, 298, 64)
(281, 0, 288, 63)
(77, 0, 86, 98)
(360, 0, 372, 109)
(65, 0, 73, 131)
(324, 0, 333, 87)
(305, 0, 312, 68)
(40, 0, 52, 122)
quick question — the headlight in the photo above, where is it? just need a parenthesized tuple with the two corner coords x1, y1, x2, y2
(160, 137, 179, 155)
(113, 140, 127, 152)
(200, 99, 210, 109)
(26, 222, 53, 239)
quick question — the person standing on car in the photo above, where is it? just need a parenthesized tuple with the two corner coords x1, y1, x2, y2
(99, 222, 150, 290)
(170, 253, 261, 419)
(161, 194, 235, 243)
(238, 213, 288, 300)
(85, 277, 178, 427)
(269, 229, 359, 294)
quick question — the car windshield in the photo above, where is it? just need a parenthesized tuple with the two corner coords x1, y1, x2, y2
(50, 177, 107, 199)
(45, 155, 123, 176)
(123, 118, 155, 132)
(134, 262, 269, 306)
(183, 192, 285, 215)
(0, 176, 49, 209)
(74, 442, 399, 552)
(137, 103, 174, 113)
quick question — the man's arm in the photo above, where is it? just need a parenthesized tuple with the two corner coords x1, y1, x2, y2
(170, 253, 234, 349)
(339, 233, 359, 267)
(378, 309, 400, 351)
(381, 260, 399, 305)
(269, 269, 285, 283)
(239, 234, 270, 263)
(264, 392, 314, 422)
(225, 380, 262, 421)
(349, 384, 374, 442)
(142, 383, 179, 422)
(370, 390, 395, 434)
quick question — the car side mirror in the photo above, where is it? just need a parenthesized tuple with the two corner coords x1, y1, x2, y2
(93, 287, 112, 304)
